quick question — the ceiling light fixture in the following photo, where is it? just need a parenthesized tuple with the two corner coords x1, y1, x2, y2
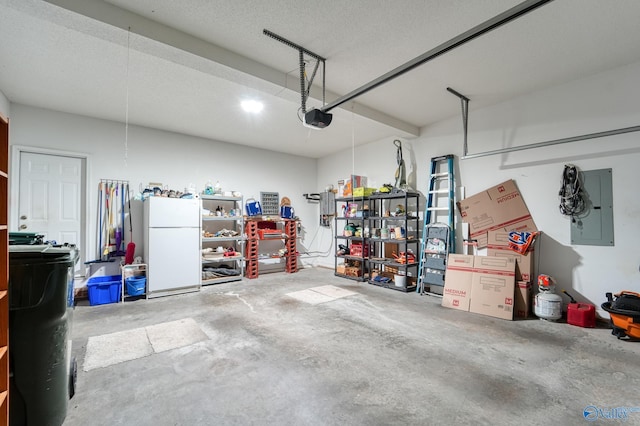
(241, 100, 264, 113)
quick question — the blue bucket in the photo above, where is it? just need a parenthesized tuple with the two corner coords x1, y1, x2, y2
(126, 276, 146, 296)
(280, 205, 295, 219)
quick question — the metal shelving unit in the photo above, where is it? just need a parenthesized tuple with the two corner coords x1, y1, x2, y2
(333, 192, 420, 289)
(200, 195, 245, 285)
(334, 195, 370, 281)
(367, 191, 421, 292)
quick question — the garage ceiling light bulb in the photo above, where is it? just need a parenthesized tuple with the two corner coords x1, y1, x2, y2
(241, 100, 264, 113)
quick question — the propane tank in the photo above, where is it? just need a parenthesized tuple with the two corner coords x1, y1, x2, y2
(534, 274, 563, 321)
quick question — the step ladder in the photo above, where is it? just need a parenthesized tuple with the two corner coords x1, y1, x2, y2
(417, 155, 456, 294)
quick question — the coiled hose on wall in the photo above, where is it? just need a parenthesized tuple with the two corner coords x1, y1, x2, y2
(558, 164, 586, 222)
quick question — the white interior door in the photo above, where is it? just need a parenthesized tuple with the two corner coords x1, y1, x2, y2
(18, 151, 84, 266)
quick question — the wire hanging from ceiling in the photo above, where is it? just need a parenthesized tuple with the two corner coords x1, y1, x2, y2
(351, 106, 355, 181)
(124, 26, 131, 167)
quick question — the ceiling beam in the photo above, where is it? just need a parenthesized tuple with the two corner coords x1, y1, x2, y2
(42, 0, 419, 137)
(323, 0, 555, 113)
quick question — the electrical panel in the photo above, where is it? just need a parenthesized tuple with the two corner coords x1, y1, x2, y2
(570, 168, 614, 246)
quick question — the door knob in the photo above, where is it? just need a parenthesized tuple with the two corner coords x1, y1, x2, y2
(19, 224, 27, 230)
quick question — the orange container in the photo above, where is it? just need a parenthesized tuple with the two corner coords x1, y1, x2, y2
(605, 312, 640, 339)
(602, 291, 640, 339)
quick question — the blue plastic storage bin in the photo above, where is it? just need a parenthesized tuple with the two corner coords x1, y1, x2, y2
(280, 205, 295, 219)
(87, 275, 121, 305)
(126, 276, 146, 296)
(245, 198, 262, 216)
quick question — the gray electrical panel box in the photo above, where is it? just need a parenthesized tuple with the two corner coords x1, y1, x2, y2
(571, 168, 614, 246)
(319, 191, 335, 226)
(320, 191, 335, 215)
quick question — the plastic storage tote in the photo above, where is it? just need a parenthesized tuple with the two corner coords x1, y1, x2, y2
(87, 275, 122, 305)
(8, 244, 79, 426)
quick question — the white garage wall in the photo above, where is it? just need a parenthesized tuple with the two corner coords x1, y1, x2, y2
(8, 104, 319, 269)
(0, 90, 8, 117)
(317, 60, 640, 314)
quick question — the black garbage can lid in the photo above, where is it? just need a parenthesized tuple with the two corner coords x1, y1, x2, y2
(9, 244, 79, 311)
(9, 244, 79, 264)
(9, 232, 45, 245)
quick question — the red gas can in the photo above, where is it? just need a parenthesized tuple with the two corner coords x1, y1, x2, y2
(567, 303, 596, 328)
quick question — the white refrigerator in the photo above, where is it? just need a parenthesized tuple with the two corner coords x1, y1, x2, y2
(143, 197, 201, 298)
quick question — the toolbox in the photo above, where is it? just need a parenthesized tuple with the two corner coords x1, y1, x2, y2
(258, 229, 283, 239)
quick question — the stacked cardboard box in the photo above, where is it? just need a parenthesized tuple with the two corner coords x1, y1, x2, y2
(515, 281, 532, 319)
(441, 254, 474, 312)
(453, 179, 537, 320)
(469, 256, 517, 320)
(442, 254, 517, 320)
(457, 180, 537, 248)
(487, 229, 535, 282)
(339, 175, 368, 197)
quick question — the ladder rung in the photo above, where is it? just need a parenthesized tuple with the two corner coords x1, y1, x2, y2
(430, 172, 450, 178)
(427, 206, 450, 211)
(428, 189, 450, 194)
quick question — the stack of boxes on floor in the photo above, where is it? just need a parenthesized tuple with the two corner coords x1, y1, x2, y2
(442, 180, 537, 320)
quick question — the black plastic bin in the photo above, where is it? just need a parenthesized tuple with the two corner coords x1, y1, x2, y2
(8, 244, 79, 426)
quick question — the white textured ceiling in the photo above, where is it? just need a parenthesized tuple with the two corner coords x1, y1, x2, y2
(1, 0, 640, 158)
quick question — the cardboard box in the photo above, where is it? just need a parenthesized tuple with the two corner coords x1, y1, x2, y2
(337, 179, 346, 198)
(384, 243, 398, 259)
(487, 228, 535, 281)
(487, 247, 533, 282)
(441, 254, 475, 312)
(344, 266, 362, 277)
(469, 256, 516, 320)
(487, 246, 534, 281)
(515, 281, 532, 319)
(457, 180, 537, 248)
(342, 175, 368, 197)
(352, 187, 376, 197)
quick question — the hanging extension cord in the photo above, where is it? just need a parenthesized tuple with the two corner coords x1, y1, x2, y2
(558, 164, 586, 222)
(124, 27, 131, 168)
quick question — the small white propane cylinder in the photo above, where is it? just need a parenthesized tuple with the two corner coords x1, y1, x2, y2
(534, 274, 563, 321)
(534, 291, 563, 321)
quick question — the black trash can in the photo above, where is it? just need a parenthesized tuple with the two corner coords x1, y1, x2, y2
(8, 244, 79, 426)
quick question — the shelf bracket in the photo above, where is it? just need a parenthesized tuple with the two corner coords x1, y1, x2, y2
(303, 193, 321, 202)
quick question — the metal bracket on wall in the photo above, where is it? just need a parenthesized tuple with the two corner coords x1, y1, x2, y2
(447, 87, 470, 156)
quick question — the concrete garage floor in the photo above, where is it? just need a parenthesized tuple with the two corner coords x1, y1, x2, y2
(65, 267, 640, 426)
